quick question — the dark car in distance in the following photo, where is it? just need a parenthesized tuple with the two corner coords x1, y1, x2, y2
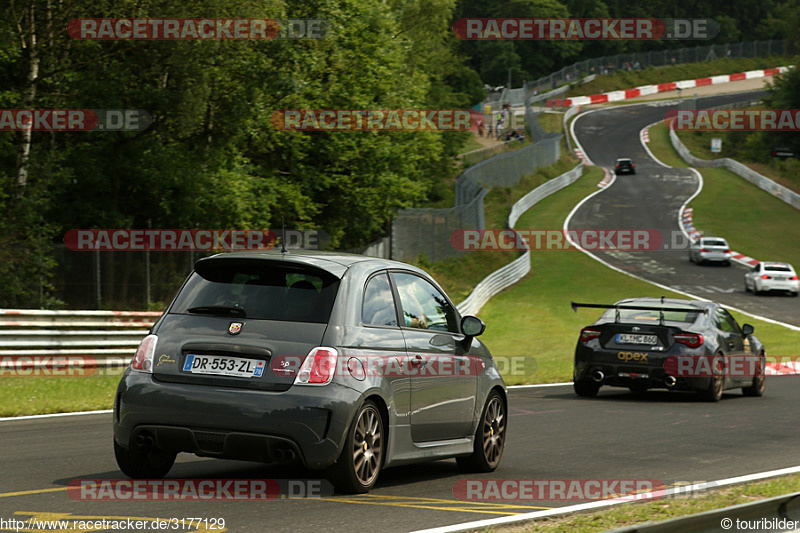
(614, 158, 636, 175)
(113, 251, 507, 493)
(572, 298, 765, 401)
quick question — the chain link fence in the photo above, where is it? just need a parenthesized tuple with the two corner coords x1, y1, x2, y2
(391, 109, 561, 263)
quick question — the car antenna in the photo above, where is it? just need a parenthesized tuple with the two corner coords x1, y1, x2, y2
(661, 295, 665, 304)
(280, 217, 288, 254)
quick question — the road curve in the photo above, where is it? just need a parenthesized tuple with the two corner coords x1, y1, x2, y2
(569, 91, 800, 328)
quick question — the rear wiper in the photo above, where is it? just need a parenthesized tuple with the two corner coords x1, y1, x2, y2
(187, 306, 246, 318)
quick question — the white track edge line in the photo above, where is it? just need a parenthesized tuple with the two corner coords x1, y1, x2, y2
(410, 465, 800, 533)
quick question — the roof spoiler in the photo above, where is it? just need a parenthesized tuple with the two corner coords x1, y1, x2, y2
(570, 301, 707, 326)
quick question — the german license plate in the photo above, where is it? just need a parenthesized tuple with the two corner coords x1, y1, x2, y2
(183, 354, 265, 378)
(615, 333, 658, 345)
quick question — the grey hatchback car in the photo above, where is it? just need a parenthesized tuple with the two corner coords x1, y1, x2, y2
(113, 251, 507, 493)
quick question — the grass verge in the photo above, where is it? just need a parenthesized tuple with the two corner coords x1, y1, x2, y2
(563, 56, 796, 98)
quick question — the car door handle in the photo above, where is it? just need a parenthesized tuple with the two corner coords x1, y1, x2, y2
(410, 355, 425, 367)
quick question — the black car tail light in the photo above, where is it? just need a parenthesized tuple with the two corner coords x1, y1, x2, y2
(294, 347, 338, 385)
(131, 334, 158, 373)
(674, 332, 703, 348)
(580, 328, 602, 342)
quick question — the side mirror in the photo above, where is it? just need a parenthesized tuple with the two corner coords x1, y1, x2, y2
(461, 315, 486, 337)
(742, 324, 754, 336)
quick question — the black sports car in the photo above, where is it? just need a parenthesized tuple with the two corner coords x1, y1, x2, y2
(572, 297, 765, 401)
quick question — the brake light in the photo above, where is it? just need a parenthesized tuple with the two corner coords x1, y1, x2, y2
(724, 249, 731, 253)
(761, 274, 771, 280)
(791, 275, 798, 280)
(131, 334, 158, 372)
(294, 347, 338, 385)
(700, 248, 709, 253)
(674, 333, 703, 348)
(580, 328, 602, 342)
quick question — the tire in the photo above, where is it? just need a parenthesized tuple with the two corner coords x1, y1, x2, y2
(744, 281, 750, 293)
(457, 391, 506, 473)
(742, 354, 766, 397)
(724, 260, 731, 267)
(699, 355, 725, 402)
(328, 400, 384, 494)
(573, 378, 600, 397)
(114, 439, 176, 479)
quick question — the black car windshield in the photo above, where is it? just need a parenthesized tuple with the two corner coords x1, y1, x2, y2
(170, 261, 340, 323)
(765, 265, 791, 272)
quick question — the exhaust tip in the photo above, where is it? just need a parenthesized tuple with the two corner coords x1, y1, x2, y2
(665, 375, 677, 387)
(591, 369, 604, 383)
(134, 432, 155, 448)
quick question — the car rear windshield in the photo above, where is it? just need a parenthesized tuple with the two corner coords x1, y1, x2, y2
(170, 260, 340, 323)
(702, 239, 727, 247)
(765, 265, 791, 272)
(602, 307, 701, 324)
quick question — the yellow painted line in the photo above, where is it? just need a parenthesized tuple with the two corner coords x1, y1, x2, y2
(0, 487, 71, 498)
(357, 493, 548, 510)
(318, 496, 549, 515)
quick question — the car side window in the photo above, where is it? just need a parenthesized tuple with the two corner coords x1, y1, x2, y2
(715, 308, 740, 334)
(392, 272, 458, 333)
(362, 273, 398, 326)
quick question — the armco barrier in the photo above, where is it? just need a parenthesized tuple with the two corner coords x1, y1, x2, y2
(609, 491, 800, 533)
(669, 126, 800, 210)
(457, 163, 584, 316)
(0, 310, 159, 369)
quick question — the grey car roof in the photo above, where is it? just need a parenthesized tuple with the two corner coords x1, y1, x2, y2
(198, 250, 423, 279)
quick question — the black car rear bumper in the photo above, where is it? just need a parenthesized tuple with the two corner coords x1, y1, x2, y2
(574, 359, 713, 392)
(113, 370, 362, 470)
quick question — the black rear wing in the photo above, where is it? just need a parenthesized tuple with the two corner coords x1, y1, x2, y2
(571, 301, 708, 326)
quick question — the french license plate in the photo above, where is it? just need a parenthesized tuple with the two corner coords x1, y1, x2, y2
(183, 354, 265, 378)
(616, 333, 658, 345)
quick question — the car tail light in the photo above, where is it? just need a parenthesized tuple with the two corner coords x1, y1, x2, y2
(131, 334, 158, 373)
(761, 274, 771, 280)
(791, 275, 798, 280)
(294, 347, 338, 385)
(674, 333, 703, 348)
(700, 248, 709, 253)
(724, 249, 731, 253)
(631, 163, 635, 167)
(580, 328, 602, 342)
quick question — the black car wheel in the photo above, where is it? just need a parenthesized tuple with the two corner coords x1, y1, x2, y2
(573, 378, 600, 397)
(114, 439, 176, 479)
(742, 354, 766, 397)
(329, 400, 384, 494)
(457, 391, 506, 472)
(700, 355, 725, 402)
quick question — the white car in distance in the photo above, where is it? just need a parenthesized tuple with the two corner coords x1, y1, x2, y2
(745, 262, 799, 296)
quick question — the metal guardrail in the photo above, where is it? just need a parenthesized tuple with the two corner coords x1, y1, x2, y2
(0, 310, 159, 368)
(609, 491, 800, 532)
(669, 126, 800, 210)
(457, 163, 584, 316)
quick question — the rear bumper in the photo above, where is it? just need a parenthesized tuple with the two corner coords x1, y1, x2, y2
(759, 280, 799, 293)
(697, 252, 731, 262)
(113, 370, 361, 469)
(574, 359, 713, 392)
